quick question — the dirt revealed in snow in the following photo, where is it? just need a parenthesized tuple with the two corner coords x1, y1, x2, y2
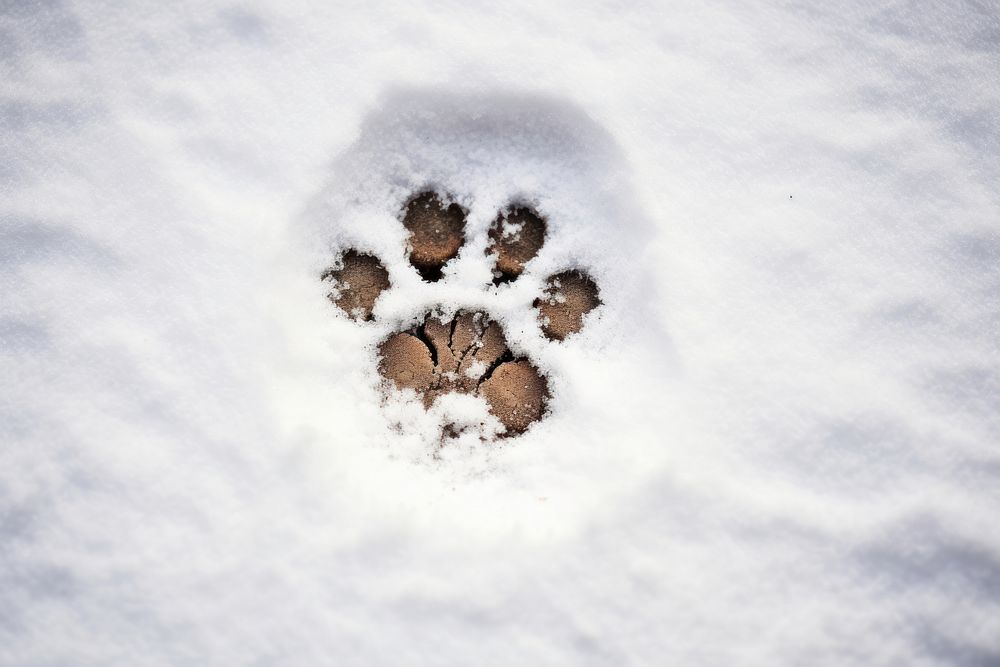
(487, 206, 546, 283)
(322, 251, 390, 321)
(325, 191, 602, 440)
(401, 191, 467, 282)
(379, 311, 548, 435)
(534, 270, 601, 341)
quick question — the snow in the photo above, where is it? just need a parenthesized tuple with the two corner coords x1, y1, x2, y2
(2, 0, 999, 665)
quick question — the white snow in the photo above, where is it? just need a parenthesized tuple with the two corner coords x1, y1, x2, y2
(2, 1, 999, 665)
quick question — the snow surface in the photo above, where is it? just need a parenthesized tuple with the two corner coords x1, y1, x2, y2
(2, 1, 999, 665)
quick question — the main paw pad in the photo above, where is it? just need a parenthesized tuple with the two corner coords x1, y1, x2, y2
(323, 190, 602, 438)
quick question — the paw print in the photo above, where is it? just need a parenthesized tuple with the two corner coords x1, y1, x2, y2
(322, 190, 602, 439)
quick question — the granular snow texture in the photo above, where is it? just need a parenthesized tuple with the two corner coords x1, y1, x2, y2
(2, 1, 999, 666)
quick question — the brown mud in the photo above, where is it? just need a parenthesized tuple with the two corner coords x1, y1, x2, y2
(401, 191, 466, 282)
(326, 192, 607, 441)
(379, 311, 548, 435)
(322, 251, 390, 321)
(533, 270, 601, 341)
(486, 206, 546, 284)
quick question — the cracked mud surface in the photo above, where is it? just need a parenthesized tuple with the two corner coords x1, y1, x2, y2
(379, 311, 547, 435)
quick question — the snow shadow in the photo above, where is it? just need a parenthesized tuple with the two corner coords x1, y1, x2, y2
(304, 86, 670, 359)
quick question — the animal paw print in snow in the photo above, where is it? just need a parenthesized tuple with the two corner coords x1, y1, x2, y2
(322, 191, 602, 438)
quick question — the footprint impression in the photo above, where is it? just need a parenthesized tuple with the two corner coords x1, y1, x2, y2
(323, 191, 602, 439)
